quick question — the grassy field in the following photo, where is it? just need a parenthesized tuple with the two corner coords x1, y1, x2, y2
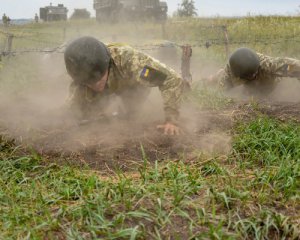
(0, 116, 299, 239)
(0, 17, 300, 239)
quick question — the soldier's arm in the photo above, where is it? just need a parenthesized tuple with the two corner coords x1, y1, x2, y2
(262, 55, 300, 79)
(207, 64, 234, 90)
(124, 47, 184, 125)
(143, 64, 183, 125)
(157, 70, 183, 124)
(66, 82, 102, 120)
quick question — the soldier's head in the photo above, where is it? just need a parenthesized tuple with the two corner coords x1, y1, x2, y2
(64, 36, 111, 92)
(229, 47, 260, 81)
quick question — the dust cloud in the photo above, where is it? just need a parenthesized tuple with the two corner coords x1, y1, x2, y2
(0, 31, 235, 169)
(0, 53, 70, 130)
(220, 78, 300, 102)
(269, 79, 300, 102)
(3, 32, 299, 169)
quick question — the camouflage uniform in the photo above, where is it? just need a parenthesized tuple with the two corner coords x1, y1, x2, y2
(214, 53, 300, 95)
(67, 44, 183, 123)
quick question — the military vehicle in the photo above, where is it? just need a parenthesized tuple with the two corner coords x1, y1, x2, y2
(40, 4, 68, 22)
(93, 0, 168, 22)
(70, 9, 91, 20)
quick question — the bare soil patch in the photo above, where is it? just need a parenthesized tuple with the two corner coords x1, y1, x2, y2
(1, 101, 300, 171)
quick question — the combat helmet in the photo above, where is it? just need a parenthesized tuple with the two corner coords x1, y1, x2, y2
(229, 48, 260, 80)
(64, 36, 111, 85)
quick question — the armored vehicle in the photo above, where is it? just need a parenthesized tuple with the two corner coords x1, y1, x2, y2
(40, 4, 68, 22)
(93, 0, 168, 22)
(70, 9, 91, 20)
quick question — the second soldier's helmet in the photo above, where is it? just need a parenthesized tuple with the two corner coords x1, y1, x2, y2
(64, 36, 111, 85)
(229, 47, 260, 79)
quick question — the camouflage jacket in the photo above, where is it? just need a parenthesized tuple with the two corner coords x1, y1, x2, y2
(67, 44, 183, 123)
(214, 53, 300, 92)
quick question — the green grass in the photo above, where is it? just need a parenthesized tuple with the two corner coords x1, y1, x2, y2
(232, 118, 300, 199)
(1, 116, 300, 239)
(188, 82, 232, 110)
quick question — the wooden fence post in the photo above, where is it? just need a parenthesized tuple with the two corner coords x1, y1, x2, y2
(63, 27, 66, 41)
(161, 22, 167, 39)
(222, 25, 230, 58)
(76, 27, 80, 37)
(5, 34, 13, 55)
(181, 45, 193, 88)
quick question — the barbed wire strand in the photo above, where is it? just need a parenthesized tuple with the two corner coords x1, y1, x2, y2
(1, 27, 300, 55)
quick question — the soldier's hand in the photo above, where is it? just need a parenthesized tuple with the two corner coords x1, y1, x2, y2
(202, 75, 217, 86)
(157, 122, 181, 136)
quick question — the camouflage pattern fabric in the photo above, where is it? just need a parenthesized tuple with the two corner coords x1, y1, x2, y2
(67, 44, 183, 123)
(214, 53, 300, 94)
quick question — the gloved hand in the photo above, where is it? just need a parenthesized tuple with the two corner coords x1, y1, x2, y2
(157, 122, 181, 135)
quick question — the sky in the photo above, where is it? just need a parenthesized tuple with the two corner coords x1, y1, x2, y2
(0, 0, 299, 19)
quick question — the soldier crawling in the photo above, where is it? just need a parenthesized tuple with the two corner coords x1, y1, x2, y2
(64, 36, 184, 135)
(207, 47, 300, 96)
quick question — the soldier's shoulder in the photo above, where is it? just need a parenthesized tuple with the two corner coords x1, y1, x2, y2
(223, 63, 233, 77)
(107, 43, 134, 53)
(256, 52, 273, 62)
(257, 52, 287, 71)
(256, 52, 275, 69)
(109, 44, 139, 61)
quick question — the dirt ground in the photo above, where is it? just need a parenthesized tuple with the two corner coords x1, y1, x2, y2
(2, 99, 300, 172)
(0, 102, 232, 171)
(22, 108, 233, 172)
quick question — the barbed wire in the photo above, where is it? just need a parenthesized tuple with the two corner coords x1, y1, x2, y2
(0, 28, 65, 46)
(2, 39, 299, 56)
(10, 29, 62, 37)
(12, 35, 63, 46)
(1, 27, 300, 56)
